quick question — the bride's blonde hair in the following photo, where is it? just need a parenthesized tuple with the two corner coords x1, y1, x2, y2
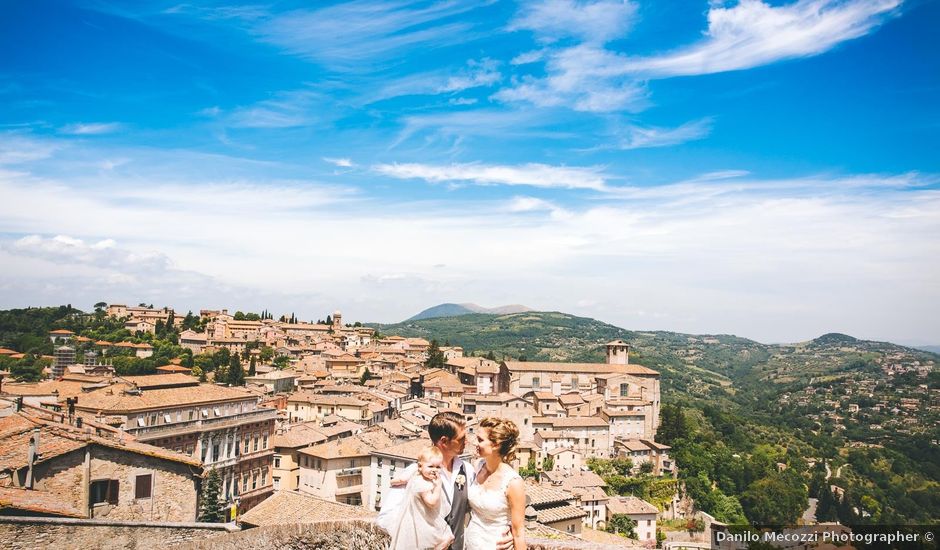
(478, 417, 519, 464)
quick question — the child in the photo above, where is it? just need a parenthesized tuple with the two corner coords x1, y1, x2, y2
(387, 446, 455, 550)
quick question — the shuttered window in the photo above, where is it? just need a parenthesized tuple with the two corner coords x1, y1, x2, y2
(135, 474, 152, 499)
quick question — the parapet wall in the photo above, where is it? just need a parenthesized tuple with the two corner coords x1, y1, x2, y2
(0, 516, 235, 550)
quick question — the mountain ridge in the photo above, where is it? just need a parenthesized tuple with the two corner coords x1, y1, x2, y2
(406, 302, 532, 321)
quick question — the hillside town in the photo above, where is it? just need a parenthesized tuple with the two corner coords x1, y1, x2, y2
(0, 305, 698, 548)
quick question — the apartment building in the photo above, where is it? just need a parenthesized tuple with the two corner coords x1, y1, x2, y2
(72, 374, 277, 513)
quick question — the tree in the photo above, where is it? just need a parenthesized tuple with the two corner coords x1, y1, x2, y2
(226, 354, 245, 386)
(10, 355, 43, 382)
(740, 470, 808, 525)
(191, 365, 206, 382)
(325, 314, 332, 326)
(198, 469, 225, 522)
(639, 461, 654, 475)
(260, 346, 274, 363)
(542, 455, 555, 472)
(213, 348, 231, 370)
(519, 456, 539, 479)
(606, 514, 637, 538)
(359, 367, 372, 385)
(425, 339, 445, 370)
(273, 355, 290, 369)
(233, 311, 245, 321)
(94, 301, 107, 313)
(248, 355, 256, 377)
(485, 351, 496, 361)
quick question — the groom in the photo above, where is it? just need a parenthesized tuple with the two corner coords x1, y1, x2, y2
(377, 411, 512, 550)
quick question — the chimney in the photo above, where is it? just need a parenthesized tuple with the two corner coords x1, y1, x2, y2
(26, 428, 40, 489)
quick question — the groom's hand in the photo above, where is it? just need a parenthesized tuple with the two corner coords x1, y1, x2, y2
(495, 527, 513, 550)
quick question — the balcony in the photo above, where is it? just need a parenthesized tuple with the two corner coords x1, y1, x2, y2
(131, 408, 277, 441)
(336, 467, 363, 477)
(335, 484, 363, 496)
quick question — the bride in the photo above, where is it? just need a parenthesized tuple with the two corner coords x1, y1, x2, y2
(465, 417, 527, 550)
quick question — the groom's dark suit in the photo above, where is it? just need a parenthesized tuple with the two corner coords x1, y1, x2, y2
(445, 463, 469, 550)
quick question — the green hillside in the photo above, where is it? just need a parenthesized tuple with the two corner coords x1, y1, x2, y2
(372, 311, 940, 525)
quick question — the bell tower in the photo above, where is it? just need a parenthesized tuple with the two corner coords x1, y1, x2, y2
(606, 340, 629, 365)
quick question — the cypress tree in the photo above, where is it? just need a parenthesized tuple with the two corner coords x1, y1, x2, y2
(198, 469, 224, 522)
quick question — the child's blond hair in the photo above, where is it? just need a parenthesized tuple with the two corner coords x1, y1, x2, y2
(417, 445, 443, 465)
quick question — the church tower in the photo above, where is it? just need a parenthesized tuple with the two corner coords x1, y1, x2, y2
(332, 310, 342, 329)
(606, 339, 629, 365)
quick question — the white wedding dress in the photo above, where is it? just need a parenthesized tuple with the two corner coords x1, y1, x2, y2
(464, 465, 521, 550)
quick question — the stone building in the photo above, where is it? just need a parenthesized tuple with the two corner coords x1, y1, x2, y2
(0, 410, 201, 521)
(71, 374, 276, 513)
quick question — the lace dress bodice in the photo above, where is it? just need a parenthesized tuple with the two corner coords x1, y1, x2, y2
(464, 464, 521, 550)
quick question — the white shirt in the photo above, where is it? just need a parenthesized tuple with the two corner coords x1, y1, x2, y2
(376, 455, 472, 532)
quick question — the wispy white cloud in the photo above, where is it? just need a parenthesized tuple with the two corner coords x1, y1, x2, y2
(59, 122, 124, 135)
(509, 0, 639, 44)
(370, 58, 501, 102)
(617, 118, 714, 149)
(621, 0, 902, 77)
(324, 157, 354, 168)
(226, 89, 324, 128)
(496, 0, 900, 114)
(0, 134, 60, 164)
(254, 1, 487, 71)
(494, 44, 649, 112)
(373, 162, 609, 191)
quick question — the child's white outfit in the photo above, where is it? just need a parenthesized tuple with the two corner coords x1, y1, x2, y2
(387, 475, 455, 550)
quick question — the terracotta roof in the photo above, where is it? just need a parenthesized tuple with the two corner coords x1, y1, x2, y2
(286, 392, 368, 407)
(541, 470, 607, 489)
(0, 486, 85, 518)
(272, 423, 329, 448)
(547, 447, 581, 456)
(536, 504, 587, 524)
(503, 361, 659, 376)
(557, 393, 585, 406)
(156, 365, 192, 373)
(617, 439, 651, 452)
(240, 490, 375, 527)
(119, 373, 198, 389)
(572, 486, 609, 502)
(49, 329, 75, 335)
(525, 484, 575, 507)
(134, 343, 153, 349)
(372, 437, 433, 461)
(607, 496, 658, 515)
(114, 342, 137, 348)
(533, 392, 559, 401)
(299, 430, 392, 460)
(0, 412, 202, 471)
(74, 382, 256, 413)
(94, 340, 113, 346)
(1, 380, 88, 398)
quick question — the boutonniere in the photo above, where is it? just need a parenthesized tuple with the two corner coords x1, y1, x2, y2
(455, 474, 466, 489)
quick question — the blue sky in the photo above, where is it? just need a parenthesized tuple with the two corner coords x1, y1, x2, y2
(1, 0, 938, 344)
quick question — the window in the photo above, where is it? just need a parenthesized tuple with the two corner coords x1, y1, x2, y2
(149, 413, 158, 425)
(273, 477, 280, 490)
(212, 443, 220, 461)
(189, 410, 195, 420)
(620, 383, 629, 397)
(164, 413, 172, 423)
(243, 437, 250, 454)
(214, 407, 221, 416)
(135, 474, 152, 499)
(253, 436, 259, 452)
(274, 456, 281, 468)
(532, 377, 540, 389)
(262, 434, 268, 449)
(90, 479, 119, 505)
(252, 472, 258, 490)
(137, 417, 145, 427)
(201, 409, 209, 418)
(349, 459, 356, 468)
(242, 475, 248, 492)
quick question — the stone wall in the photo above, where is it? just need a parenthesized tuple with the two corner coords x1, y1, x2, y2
(0, 517, 234, 550)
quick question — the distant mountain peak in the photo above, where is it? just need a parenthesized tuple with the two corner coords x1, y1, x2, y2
(812, 333, 859, 345)
(407, 303, 532, 321)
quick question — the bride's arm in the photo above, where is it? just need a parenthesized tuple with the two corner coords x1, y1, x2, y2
(507, 478, 527, 550)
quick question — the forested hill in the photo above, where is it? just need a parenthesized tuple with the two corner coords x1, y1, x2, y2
(371, 311, 940, 525)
